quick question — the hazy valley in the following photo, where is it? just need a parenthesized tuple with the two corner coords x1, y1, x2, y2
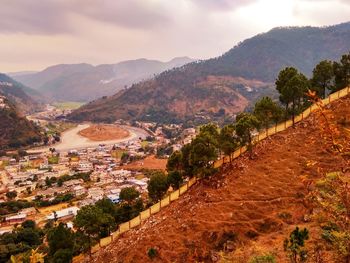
(0, 5, 350, 263)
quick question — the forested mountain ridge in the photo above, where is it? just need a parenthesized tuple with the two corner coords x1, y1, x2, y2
(208, 22, 350, 81)
(0, 97, 43, 149)
(0, 73, 43, 114)
(69, 22, 350, 124)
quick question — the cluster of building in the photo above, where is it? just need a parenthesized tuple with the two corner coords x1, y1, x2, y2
(0, 115, 198, 232)
(31, 106, 72, 121)
(0, 95, 9, 109)
(0, 142, 151, 227)
(0, 82, 13, 87)
(136, 121, 197, 153)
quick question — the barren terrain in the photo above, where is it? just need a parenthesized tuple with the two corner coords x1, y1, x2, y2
(89, 95, 350, 263)
(78, 124, 130, 141)
(121, 155, 167, 171)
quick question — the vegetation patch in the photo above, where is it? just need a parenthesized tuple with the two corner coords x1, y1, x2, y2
(53, 101, 85, 110)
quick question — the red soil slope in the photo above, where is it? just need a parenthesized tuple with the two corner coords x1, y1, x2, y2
(89, 95, 350, 263)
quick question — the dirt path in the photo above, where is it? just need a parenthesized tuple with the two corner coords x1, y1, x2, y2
(90, 96, 350, 263)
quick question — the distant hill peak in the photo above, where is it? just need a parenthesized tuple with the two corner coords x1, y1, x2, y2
(11, 56, 195, 102)
(69, 21, 350, 124)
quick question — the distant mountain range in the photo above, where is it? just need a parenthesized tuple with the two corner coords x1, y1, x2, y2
(11, 57, 194, 102)
(69, 22, 350, 124)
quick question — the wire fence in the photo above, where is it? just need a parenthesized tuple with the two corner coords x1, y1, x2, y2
(72, 86, 350, 262)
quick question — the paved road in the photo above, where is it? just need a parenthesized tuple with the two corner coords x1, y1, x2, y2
(28, 124, 149, 153)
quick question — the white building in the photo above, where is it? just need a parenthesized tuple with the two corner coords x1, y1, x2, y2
(73, 185, 86, 196)
(46, 206, 79, 220)
(88, 187, 104, 201)
(5, 213, 27, 223)
(128, 179, 148, 191)
(107, 194, 120, 203)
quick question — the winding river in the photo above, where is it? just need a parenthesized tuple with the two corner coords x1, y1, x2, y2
(28, 124, 149, 153)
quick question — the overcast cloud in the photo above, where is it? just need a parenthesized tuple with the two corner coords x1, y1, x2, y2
(1, 0, 349, 71)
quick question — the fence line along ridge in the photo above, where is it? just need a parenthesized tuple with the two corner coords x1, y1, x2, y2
(73, 86, 350, 261)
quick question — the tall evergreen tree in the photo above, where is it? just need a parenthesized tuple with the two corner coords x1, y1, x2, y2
(188, 124, 220, 177)
(74, 205, 115, 255)
(218, 124, 238, 163)
(166, 151, 183, 173)
(147, 171, 169, 202)
(235, 113, 260, 155)
(47, 223, 75, 262)
(333, 53, 350, 92)
(311, 60, 334, 98)
(253, 97, 282, 129)
(276, 67, 309, 124)
(119, 187, 140, 204)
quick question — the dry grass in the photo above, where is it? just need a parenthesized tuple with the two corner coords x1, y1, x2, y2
(121, 155, 167, 171)
(89, 95, 350, 263)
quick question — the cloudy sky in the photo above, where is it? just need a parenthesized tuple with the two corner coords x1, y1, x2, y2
(1, 0, 349, 72)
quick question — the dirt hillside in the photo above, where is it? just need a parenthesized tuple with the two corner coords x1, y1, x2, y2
(120, 155, 167, 171)
(88, 95, 350, 263)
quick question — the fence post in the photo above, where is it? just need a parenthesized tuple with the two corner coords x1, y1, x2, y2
(128, 220, 131, 229)
(178, 188, 181, 196)
(149, 207, 151, 216)
(187, 180, 189, 190)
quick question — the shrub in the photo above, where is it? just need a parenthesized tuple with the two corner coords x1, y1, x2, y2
(6, 191, 17, 200)
(216, 231, 237, 250)
(52, 248, 73, 263)
(245, 230, 259, 239)
(21, 220, 36, 229)
(148, 247, 158, 259)
(284, 227, 309, 263)
(250, 253, 276, 263)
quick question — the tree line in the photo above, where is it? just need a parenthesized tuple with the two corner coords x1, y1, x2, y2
(167, 52, 350, 180)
